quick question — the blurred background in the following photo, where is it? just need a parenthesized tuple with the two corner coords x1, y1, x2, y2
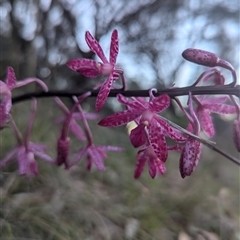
(0, 0, 239, 239)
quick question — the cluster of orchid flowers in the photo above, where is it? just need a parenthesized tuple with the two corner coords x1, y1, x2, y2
(0, 29, 239, 178)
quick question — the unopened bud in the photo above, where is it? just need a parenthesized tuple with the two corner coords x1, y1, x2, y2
(182, 48, 219, 67)
(233, 119, 240, 152)
(56, 137, 70, 168)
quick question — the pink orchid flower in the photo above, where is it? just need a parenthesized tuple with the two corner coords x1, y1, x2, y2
(67, 29, 123, 111)
(0, 99, 54, 176)
(70, 144, 123, 171)
(0, 67, 48, 127)
(58, 95, 124, 171)
(99, 92, 186, 146)
(134, 145, 166, 179)
(54, 97, 99, 141)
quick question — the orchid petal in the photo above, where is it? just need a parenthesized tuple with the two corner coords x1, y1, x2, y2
(0, 92, 12, 127)
(109, 29, 119, 64)
(99, 110, 142, 127)
(117, 94, 146, 111)
(33, 151, 54, 164)
(153, 158, 166, 175)
(69, 120, 86, 141)
(155, 117, 187, 142)
(67, 59, 101, 77)
(148, 158, 157, 178)
(197, 108, 215, 137)
(148, 121, 168, 162)
(134, 149, 147, 179)
(71, 147, 88, 167)
(204, 103, 237, 114)
(85, 31, 108, 63)
(149, 94, 170, 113)
(88, 147, 106, 170)
(28, 142, 48, 152)
(6, 67, 17, 90)
(130, 124, 146, 148)
(96, 74, 114, 111)
(17, 148, 38, 176)
(203, 96, 229, 104)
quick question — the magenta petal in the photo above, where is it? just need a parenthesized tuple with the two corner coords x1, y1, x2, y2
(67, 59, 101, 78)
(99, 110, 142, 127)
(153, 158, 166, 175)
(149, 94, 170, 113)
(6, 67, 17, 90)
(155, 117, 186, 142)
(96, 75, 114, 111)
(117, 94, 146, 111)
(28, 142, 48, 152)
(130, 124, 146, 148)
(110, 29, 119, 64)
(204, 103, 237, 114)
(69, 120, 86, 141)
(204, 96, 229, 104)
(134, 149, 147, 179)
(0, 93, 12, 127)
(17, 148, 38, 176)
(88, 147, 106, 170)
(233, 119, 240, 152)
(148, 158, 157, 178)
(179, 138, 201, 178)
(197, 108, 215, 137)
(148, 121, 168, 162)
(85, 31, 108, 63)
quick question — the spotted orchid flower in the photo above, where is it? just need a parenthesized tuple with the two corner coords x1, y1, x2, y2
(134, 145, 166, 179)
(99, 92, 186, 146)
(0, 67, 48, 127)
(67, 30, 123, 111)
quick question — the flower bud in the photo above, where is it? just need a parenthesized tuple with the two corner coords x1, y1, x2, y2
(182, 48, 219, 67)
(56, 137, 70, 168)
